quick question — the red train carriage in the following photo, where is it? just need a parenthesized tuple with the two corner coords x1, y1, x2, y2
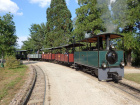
(52, 54, 55, 60)
(41, 43, 83, 65)
(42, 54, 55, 60)
(41, 48, 55, 61)
(52, 43, 84, 64)
(69, 54, 74, 63)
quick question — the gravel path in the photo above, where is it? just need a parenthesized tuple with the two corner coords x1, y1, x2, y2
(25, 61, 138, 105)
(23, 61, 140, 105)
(124, 67, 140, 74)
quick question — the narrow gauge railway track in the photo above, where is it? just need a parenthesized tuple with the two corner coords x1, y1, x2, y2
(24, 65, 46, 105)
(76, 67, 140, 101)
(107, 81, 140, 100)
(77, 68, 140, 100)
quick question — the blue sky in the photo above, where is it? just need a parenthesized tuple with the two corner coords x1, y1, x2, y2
(0, 0, 79, 48)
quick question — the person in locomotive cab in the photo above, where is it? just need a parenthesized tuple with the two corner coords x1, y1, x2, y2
(109, 44, 115, 50)
(96, 37, 103, 50)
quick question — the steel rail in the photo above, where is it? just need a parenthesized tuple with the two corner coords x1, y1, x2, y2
(36, 65, 47, 105)
(22, 65, 46, 105)
(22, 65, 37, 105)
(107, 81, 140, 100)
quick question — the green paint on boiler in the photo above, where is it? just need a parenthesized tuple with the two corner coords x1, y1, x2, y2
(99, 51, 124, 67)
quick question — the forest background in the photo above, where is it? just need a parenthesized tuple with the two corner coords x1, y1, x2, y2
(0, 0, 140, 66)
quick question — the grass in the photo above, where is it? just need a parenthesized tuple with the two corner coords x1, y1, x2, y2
(124, 73, 140, 84)
(0, 65, 28, 105)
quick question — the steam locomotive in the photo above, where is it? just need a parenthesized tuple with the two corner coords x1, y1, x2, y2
(28, 33, 124, 82)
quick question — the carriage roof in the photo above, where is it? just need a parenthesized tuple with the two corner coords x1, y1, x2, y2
(42, 43, 84, 50)
(16, 50, 27, 52)
(61, 43, 84, 48)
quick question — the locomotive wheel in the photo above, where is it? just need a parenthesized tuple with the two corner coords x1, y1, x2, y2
(82, 68, 87, 72)
(91, 70, 95, 76)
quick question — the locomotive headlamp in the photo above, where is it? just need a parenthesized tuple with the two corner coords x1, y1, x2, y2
(102, 63, 107, 69)
(120, 62, 125, 67)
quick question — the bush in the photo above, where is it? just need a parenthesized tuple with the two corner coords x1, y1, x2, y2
(5, 56, 20, 69)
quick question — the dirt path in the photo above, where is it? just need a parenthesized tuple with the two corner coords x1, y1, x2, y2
(124, 66, 140, 74)
(24, 61, 139, 105)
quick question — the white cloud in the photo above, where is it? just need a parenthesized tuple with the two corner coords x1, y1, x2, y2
(0, 0, 23, 16)
(29, 0, 71, 8)
(29, 0, 51, 8)
(75, 0, 78, 3)
(17, 36, 28, 48)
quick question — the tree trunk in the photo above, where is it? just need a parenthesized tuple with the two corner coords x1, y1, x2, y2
(126, 49, 132, 66)
(1, 52, 4, 64)
(37, 49, 40, 54)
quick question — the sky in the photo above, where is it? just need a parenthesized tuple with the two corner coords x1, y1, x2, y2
(0, 0, 79, 48)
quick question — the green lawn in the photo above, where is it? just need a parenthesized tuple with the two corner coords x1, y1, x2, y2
(0, 65, 27, 105)
(124, 73, 140, 84)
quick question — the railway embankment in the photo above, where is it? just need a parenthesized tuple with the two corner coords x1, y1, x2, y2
(9, 65, 36, 105)
(0, 65, 27, 105)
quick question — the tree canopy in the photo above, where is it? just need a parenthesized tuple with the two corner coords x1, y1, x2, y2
(46, 0, 73, 47)
(0, 13, 17, 58)
(22, 23, 46, 53)
(74, 0, 110, 40)
(111, 0, 140, 66)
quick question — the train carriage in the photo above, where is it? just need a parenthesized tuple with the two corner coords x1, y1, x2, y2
(16, 50, 27, 60)
(74, 33, 124, 82)
(27, 33, 124, 82)
(42, 48, 55, 61)
(28, 54, 42, 60)
(53, 43, 84, 64)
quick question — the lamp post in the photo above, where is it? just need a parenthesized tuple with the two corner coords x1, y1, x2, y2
(72, 35, 75, 52)
(1, 52, 4, 68)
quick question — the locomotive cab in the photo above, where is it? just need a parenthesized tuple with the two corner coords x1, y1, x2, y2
(74, 33, 124, 82)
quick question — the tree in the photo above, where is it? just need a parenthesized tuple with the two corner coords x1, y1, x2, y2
(29, 23, 46, 53)
(46, 0, 73, 47)
(74, 0, 110, 40)
(22, 37, 34, 52)
(22, 23, 47, 53)
(0, 13, 17, 63)
(111, 0, 140, 66)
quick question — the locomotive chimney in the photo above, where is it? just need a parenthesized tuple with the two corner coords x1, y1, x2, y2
(106, 34, 110, 50)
